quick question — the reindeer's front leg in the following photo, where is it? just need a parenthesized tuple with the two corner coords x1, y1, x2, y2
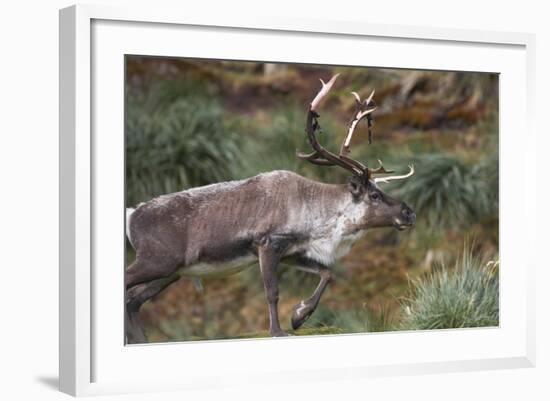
(291, 265, 333, 330)
(258, 236, 290, 337)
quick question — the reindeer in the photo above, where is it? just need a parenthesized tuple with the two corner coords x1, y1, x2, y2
(125, 74, 416, 343)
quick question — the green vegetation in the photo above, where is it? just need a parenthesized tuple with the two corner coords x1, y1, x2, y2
(125, 80, 243, 206)
(401, 250, 499, 330)
(390, 153, 495, 230)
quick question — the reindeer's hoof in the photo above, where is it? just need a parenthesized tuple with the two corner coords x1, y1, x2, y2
(291, 300, 314, 330)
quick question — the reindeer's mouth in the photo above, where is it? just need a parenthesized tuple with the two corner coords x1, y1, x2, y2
(393, 218, 413, 231)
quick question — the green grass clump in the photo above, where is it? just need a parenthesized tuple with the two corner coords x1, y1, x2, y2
(401, 250, 499, 330)
(391, 153, 495, 230)
(125, 80, 243, 206)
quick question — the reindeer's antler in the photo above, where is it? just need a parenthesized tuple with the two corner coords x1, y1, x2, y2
(374, 164, 415, 184)
(311, 74, 340, 112)
(298, 74, 412, 182)
(297, 74, 366, 176)
(340, 89, 376, 156)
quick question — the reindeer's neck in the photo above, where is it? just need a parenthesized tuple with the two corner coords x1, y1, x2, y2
(297, 183, 366, 266)
(308, 183, 363, 233)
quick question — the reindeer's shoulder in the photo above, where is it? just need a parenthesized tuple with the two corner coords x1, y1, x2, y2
(253, 170, 310, 185)
(256, 169, 299, 179)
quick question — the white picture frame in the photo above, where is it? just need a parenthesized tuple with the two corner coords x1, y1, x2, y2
(59, 4, 536, 397)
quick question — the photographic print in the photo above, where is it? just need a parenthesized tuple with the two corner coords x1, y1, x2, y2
(124, 56, 499, 344)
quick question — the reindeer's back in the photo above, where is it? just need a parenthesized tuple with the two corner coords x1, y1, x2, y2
(128, 170, 310, 265)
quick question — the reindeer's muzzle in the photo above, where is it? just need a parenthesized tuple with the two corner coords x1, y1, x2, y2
(393, 203, 416, 230)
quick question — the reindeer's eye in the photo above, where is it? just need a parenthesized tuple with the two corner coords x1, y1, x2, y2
(371, 192, 381, 201)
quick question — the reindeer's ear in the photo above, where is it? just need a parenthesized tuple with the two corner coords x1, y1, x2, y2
(347, 176, 365, 199)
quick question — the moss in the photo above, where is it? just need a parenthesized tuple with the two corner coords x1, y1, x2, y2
(235, 326, 345, 339)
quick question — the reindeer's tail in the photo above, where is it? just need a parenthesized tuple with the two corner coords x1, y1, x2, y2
(125, 208, 136, 248)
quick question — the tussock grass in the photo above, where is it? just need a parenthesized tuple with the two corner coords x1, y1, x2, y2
(401, 249, 499, 330)
(125, 81, 242, 206)
(390, 153, 495, 230)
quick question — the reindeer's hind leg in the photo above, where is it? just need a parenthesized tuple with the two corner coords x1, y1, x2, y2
(291, 265, 333, 330)
(125, 274, 180, 344)
(126, 255, 179, 289)
(125, 255, 181, 343)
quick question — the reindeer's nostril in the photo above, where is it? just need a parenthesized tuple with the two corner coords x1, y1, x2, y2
(402, 206, 415, 221)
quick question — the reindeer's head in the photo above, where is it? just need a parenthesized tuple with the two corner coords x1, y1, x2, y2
(298, 74, 416, 231)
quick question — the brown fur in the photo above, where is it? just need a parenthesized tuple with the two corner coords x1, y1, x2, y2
(128, 170, 346, 271)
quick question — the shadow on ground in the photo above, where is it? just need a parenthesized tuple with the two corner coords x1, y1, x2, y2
(35, 376, 58, 391)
